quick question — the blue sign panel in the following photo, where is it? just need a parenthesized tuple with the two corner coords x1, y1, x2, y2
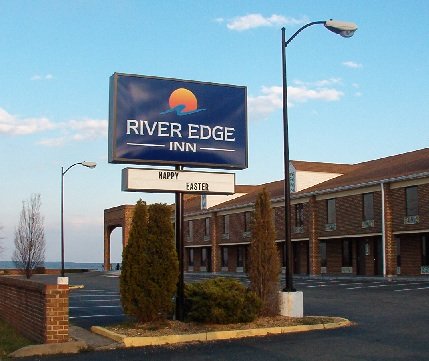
(109, 73, 248, 169)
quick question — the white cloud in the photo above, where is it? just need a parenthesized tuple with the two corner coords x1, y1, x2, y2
(294, 78, 342, 87)
(226, 14, 309, 31)
(248, 81, 344, 120)
(0, 107, 107, 146)
(39, 119, 108, 146)
(0, 108, 55, 135)
(342, 61, 362, 69)
(31, 74, 54, 81)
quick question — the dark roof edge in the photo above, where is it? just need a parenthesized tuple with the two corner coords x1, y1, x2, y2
(184, 171, 429, 217)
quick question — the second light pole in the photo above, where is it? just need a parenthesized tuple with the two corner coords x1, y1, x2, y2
(61, 161, 97, 278)
(282, 20, 357, 292)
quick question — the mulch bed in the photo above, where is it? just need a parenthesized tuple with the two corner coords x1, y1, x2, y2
(106, 316, 341, 337)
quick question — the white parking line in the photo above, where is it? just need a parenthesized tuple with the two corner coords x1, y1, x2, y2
(80, 299, 121, 302)
(70, 314, 125, 319)
(70, 305, 122, 309)
(394, 288, 412, 292)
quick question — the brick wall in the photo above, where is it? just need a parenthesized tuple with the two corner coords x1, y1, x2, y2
(0, 277, 69, 344)
(399, 234, 422, 275)
(317, 192, 383, 238)
(391, 183, 429, 232)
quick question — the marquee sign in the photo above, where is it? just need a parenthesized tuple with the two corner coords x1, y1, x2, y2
(109, 73, 248, 169)
(122, 168, 235, 194)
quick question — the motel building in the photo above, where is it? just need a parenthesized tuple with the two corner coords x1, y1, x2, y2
(104, 148, 429, 277)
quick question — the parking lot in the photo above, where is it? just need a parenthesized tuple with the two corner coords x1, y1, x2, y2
(25, 271, 429, 360)
(65, 271, 429, 329)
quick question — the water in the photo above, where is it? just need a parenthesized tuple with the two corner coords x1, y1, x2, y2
(0, 261, 103, 270)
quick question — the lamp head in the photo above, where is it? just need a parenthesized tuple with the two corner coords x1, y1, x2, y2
(81, 161, 97, 169)
(324, 20, 357, 38)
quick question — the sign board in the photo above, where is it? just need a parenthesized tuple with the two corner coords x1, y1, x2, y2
(122, 168, 235, 194)
(109, 73, 247, 169)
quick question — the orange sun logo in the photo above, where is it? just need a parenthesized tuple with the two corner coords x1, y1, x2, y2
(169, 88, 198, 112)
(161, 88, 206, 116)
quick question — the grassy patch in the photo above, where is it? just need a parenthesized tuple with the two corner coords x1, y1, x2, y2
(0, 318, 32, 358)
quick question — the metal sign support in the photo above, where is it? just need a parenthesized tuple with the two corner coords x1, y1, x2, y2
(175, 165, 185, 321)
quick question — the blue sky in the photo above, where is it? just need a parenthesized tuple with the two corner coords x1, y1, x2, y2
(1, 0, 428, 263)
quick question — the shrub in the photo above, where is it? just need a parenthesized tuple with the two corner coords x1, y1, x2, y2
(120, 200, 179, 322)
(247, 188, 281, 316)
(185, 278, 261, 324)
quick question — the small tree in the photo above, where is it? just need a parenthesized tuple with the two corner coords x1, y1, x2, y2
(247, 188, 281, 315)
(120, 200, 179, 322)
(12, 194, 46, 278)
(120, 199, 149, 320)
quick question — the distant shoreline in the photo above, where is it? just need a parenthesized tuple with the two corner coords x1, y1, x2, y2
(0, 261, 105, 270)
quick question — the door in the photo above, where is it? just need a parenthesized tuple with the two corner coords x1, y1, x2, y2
(356, 240, 366, 275)
(373, 238, 383, 276)
(293, 242, 300, 274)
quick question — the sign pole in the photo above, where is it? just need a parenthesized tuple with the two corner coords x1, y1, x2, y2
(175, 165, 185, 321)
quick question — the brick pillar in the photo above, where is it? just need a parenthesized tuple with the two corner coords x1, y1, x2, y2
(211, 212, 220, 272)
(104, 226, 111, 271)
(44, 285, 69, 343)
(383, 183, 396, 276)
(308, 196, 320, 276)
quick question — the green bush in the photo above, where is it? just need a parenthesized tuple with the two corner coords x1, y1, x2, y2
(185, 278, 261, 324)
(120, 200, 179, 322)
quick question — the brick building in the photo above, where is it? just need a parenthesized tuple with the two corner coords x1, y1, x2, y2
(182, 148, 429, 277)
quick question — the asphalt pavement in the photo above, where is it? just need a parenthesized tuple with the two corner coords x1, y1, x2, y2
(23, 271, 429, 360)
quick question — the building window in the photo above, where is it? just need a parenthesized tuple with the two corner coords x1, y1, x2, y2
(342, 239, 353, 267)
(223, 215, 229, 236)
(406, 186, 418, 216)
(327, 199, 336, 224)
(188, 248, 194, 267)
(221, 247, 228, 268)
(295, 203, 304, 227)
(204, 217, 210, 238)
(325, 199, 336, 231)
(422, 235, 429, 267)
(362, 193, 374, 221)
(187, 220, 193, 240)
(244, 211, 252, 232)
(362, 193, 375, 228)
(201, 248, 207, 267)
(237, 246, 245, 268)
(404, 186, 419, 224)
(320, 241, 327, 268)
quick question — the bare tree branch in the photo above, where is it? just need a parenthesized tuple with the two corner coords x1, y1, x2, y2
(12, 194, 46, 278)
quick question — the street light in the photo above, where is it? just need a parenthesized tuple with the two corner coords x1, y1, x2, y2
(60, 161, 97, 277)
(282, 20, 357, 292)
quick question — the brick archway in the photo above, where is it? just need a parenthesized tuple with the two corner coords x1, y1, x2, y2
(104, 205, 135, 271)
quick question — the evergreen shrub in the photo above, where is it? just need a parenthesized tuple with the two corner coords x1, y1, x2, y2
(120, 200, 179, 322)
(185, 277, 261, 324)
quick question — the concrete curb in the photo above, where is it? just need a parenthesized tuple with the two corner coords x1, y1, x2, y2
(8, 341, 87, 358)
(91, 318, 352, 348)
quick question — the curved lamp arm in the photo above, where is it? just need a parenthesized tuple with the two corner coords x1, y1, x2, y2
(284, 19, 358, 47)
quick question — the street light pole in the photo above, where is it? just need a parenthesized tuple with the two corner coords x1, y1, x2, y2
(60, 161, 96, 277)
(281, 20, 357, 292)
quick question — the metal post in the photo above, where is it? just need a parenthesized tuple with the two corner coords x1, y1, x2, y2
(175, 165, 185, 321)
(282, 27, 295, 292)
(61, 167, 65, 277)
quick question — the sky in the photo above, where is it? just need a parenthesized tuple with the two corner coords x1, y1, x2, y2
(1, 0, 428, 264)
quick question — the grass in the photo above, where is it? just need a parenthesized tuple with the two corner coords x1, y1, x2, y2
(0, 318, 32, 358)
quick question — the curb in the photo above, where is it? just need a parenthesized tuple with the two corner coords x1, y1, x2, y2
(8, 341, 87, 358)
(91, 318, 352, 348)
